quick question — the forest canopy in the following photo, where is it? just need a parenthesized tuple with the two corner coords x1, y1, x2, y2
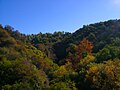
(0, 19, 120, 90)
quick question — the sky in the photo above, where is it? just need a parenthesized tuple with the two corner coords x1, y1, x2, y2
(1, 0, 120, 34)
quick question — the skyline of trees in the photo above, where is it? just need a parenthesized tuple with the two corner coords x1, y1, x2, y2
(0, 19, 120, 90)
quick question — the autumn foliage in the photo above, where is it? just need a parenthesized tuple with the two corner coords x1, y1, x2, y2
(0, 19, 120, 90)
(66, 38, 94, 70)
(76, 38, 93, 58)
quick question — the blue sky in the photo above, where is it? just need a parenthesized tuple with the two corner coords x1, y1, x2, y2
(1, 0, 120, 34)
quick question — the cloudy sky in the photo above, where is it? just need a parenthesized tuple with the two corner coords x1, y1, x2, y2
(1, 0, 120, 34)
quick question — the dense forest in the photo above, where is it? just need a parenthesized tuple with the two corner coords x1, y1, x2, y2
(0, 19, 120, 90)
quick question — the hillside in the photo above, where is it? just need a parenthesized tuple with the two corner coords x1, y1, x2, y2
(20, 20, 120, 63)
(53, 19, 120, 62)
(0, 19, 120, 90)
(0, 26, 58, 89)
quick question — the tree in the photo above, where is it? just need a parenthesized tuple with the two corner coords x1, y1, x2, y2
(4, 25, 14, 33)
(66, 38, 93, 70)
(76, 38, 93, 58)
(96, 45, 120, 62)
(86, 59, 120, 90)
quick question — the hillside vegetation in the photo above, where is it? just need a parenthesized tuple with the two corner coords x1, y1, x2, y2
(0, 19, 120, 90)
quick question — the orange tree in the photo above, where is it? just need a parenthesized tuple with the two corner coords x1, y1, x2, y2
(66, 38, 94, 71)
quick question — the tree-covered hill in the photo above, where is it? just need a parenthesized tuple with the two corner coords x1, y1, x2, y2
(0, 19, 120, 90)
(0, 26, 58, 89)
(54, 19, 120, 62)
